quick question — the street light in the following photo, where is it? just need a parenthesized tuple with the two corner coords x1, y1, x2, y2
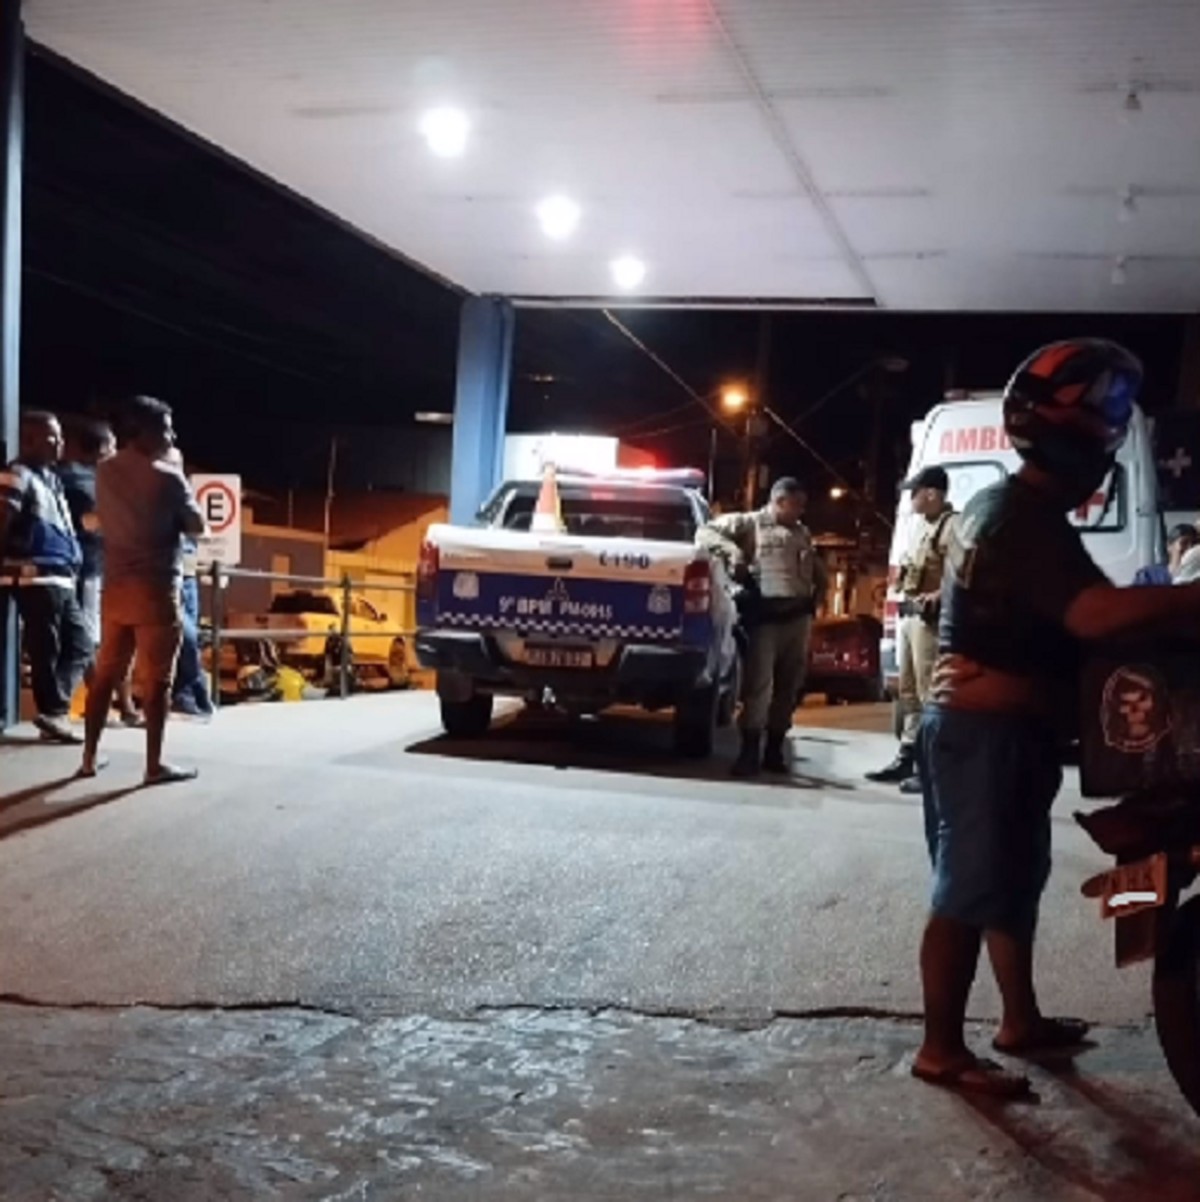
(721, 385, 750, 413)
(830, 486, 848, 500)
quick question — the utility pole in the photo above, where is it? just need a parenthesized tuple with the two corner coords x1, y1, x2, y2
(323, 435, 339, 548)
(744, 313, 772, 509)
(0, 0, 22, 731)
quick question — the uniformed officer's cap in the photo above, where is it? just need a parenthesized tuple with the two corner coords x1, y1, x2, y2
(905, 466, 949, 494)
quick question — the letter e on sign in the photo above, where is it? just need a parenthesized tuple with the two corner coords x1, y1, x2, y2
(190, 474, 243, 566)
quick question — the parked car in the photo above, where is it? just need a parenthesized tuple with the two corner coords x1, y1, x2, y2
(231, 590, 410, 689)
(804, 614, 883, 705)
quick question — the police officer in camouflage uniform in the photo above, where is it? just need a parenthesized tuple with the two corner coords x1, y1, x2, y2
(868, 466, 955, 793)
(699, 477, 825, 778)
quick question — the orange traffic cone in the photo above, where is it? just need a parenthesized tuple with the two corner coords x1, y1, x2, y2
(530, 462, 564, 533)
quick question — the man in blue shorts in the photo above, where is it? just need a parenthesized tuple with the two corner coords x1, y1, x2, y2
(914, 339, 1200, 1098)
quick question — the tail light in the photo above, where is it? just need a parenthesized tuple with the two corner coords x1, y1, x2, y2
(882, 597, 898, 637)
(683, 560, 711, 615)
(417, 539, 439, 602)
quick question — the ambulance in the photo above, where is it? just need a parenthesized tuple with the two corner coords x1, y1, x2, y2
(881, 393, 1162, 697)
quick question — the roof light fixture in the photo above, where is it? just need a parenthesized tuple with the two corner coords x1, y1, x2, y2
(418, 107, 470, 158)
(1121, 88, 1143, 122)
(610, 254, 646, 291)
(1111, 256, 1129, 287)
(1118, 187, 1138, 222)
(536, 194, 581, 240)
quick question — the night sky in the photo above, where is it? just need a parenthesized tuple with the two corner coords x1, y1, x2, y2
(21, 47, 1189, 511)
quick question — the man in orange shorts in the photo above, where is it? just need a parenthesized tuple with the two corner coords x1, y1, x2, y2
(80, 396, 205, 784)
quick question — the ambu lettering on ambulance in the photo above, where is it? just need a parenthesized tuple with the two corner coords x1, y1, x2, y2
(938, 426, 1012, 456)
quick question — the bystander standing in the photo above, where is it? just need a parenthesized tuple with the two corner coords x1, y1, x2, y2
(80, 396, 206, 784)
(0, 411, 90, 742)
(59, 417, 142, 727)
(164, 448, 213, 719)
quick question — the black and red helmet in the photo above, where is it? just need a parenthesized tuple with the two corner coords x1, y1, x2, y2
(1002, 339, 1141, 477)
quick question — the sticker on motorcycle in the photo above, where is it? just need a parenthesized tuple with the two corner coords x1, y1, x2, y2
(1101, 665, 1171, 755)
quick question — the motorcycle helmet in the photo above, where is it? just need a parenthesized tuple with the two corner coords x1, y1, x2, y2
(1002, 339, 1141, 483)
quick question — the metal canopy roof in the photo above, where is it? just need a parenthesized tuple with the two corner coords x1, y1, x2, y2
(27, 0, 1200, 312)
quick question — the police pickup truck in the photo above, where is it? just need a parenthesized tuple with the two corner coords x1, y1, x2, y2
(415, 468, 740, 757)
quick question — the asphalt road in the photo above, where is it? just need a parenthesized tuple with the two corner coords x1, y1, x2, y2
(0, 694, 1149, 1027)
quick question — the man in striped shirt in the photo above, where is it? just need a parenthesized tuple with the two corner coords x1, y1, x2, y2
(0, 411, 91, 741)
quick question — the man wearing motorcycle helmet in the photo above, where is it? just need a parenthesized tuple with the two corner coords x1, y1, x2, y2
(914, 339, 1200, 1098)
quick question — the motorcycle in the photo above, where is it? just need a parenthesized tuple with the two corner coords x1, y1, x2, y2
(1075, 642, 1200, 1115)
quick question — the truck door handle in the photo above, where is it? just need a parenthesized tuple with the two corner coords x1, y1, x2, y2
(546, 556, 574, 570)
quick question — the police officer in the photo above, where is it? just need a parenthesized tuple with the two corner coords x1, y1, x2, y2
(867, 466, 955, 793)
(699, 477, 825, 778)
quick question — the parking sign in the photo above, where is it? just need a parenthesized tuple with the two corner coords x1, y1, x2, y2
(191, 474, 243, 566)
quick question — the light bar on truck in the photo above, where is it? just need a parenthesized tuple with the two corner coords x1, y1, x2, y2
(555, 466, 707, 489)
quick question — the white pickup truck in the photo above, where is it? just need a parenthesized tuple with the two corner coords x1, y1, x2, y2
(414, 469, 741, 757)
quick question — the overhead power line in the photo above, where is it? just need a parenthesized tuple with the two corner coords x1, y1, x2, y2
(600, 310, 734, 434)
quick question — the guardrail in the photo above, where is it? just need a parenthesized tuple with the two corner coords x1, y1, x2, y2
(201, 563, 416, 708)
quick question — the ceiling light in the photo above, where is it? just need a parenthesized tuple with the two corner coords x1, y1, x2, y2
(415, 411, 454, 425)
(610, 255, 646, 291)
(536, 195, 581, 240)
(1118, 188, 1138, 222)
(418, 107, 469, 158)
(1111, 257, 1129, 287)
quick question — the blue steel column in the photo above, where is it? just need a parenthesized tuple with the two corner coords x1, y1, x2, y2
(0, 0, 22, 731)
(449, 296, 514, 526)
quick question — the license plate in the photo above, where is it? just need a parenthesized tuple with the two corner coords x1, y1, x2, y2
(523, 646, 594, 669)
(1097, 853, 1168, 921)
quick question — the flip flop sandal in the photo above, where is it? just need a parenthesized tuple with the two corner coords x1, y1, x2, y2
(76, 756, 110, 779)
(911, 1056, 1032, 1099)
(993, 1017, 1091, 1057)
(143, 765, 198, 788)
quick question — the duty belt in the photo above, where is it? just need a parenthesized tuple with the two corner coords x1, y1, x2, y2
(897, 598, 924, 618)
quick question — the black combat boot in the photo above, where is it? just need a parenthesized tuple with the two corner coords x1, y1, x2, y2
(865, 748, 916, 784)
(731, 729, 762, 778)
(762, 729, 789, 775)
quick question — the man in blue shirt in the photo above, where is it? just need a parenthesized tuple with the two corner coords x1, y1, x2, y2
(0, 411, 91, 742)
(1131, 524, 1197, 587)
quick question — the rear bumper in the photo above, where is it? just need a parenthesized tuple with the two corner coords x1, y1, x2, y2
(415, 629, 709, 699)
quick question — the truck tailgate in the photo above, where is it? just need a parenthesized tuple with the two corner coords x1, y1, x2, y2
(428, 524, 698, 640)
